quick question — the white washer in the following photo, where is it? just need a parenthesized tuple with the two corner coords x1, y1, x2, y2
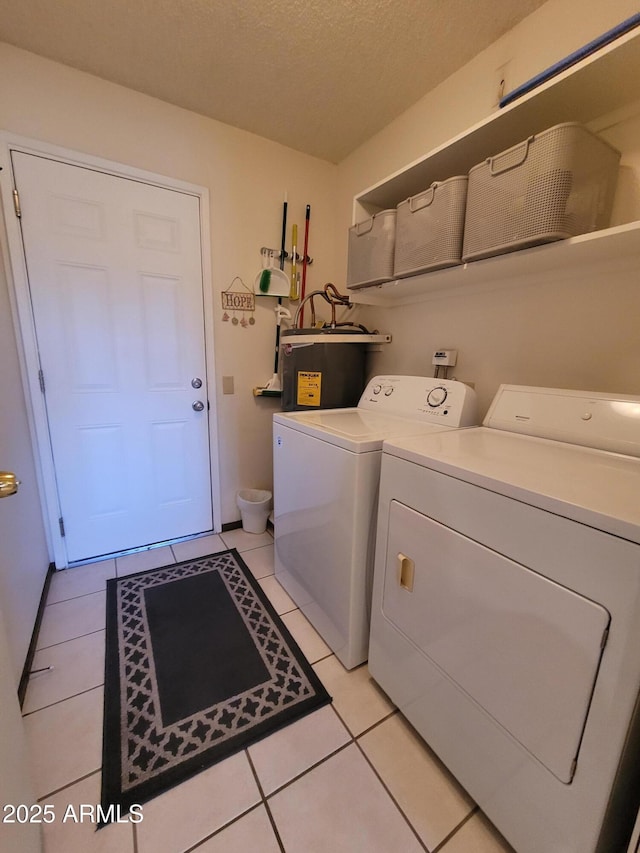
(272, 375, 477, 669)
(369, 384, 640, 853)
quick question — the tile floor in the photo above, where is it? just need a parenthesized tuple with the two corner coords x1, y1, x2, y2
(22, 529, 515, 853)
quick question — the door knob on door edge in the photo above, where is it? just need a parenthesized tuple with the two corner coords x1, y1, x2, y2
(0, 471, 21, 498)
(192, 401, 205, 412)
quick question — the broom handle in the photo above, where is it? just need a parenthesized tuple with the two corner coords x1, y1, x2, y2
(279, 200, 288, 271)
(299, 205, 311, 327)
(274, 198, 288, 374)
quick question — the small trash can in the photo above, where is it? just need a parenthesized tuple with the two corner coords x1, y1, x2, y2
(237, 489, 272, 534)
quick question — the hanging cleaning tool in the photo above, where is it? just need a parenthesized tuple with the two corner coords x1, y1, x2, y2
(299, 205, 311, 326)
(255, 249, 289, 297)
(271, 192, 289, 372)
(289, 223, 299, 300)
(279, 195, 288, 274)
(267, 195, 288, 389)
(253, 194, 289, 396)
(252, 305, 292, 395)
(259, 249, 272, 293)
(274, 194, 287, 358)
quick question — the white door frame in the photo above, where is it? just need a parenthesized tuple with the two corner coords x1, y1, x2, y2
(0, 132, 222, 568)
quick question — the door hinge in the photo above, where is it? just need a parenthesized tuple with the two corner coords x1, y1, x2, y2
(38, 369, 45, 394)
(12, 188, 21, 219)
(58, 517, 66, 537)
(601, 626, 610, 650)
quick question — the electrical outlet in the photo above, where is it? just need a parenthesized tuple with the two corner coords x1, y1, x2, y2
(432, 350, 457, 367)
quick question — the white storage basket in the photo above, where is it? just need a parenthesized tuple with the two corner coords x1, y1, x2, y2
(462, 122, 620, 263)
(394, 176, 468, 277)
(347, 209, 396, 289)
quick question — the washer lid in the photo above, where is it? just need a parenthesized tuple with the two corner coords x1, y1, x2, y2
(383, 427, 640, 543)
(273, 408, 452, 452)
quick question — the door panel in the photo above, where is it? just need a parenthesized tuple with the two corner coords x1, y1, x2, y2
(12, 152, 213, 562)
(382, 499, 610, 783)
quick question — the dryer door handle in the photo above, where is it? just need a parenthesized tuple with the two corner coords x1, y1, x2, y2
(397, 553, 415, 592)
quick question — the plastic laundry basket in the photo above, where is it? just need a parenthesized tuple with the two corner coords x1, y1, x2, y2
(347, 209, 396, 289)
(394, 176, 468, 277)
(462, 122, 620, 262)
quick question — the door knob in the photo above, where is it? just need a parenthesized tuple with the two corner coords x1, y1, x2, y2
(0, 471, 21, 498)
(191, 377, 203, 389)
(192, 401, 205, 412)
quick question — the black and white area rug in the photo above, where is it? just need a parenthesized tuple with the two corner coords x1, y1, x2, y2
(101, 549, 331, 819)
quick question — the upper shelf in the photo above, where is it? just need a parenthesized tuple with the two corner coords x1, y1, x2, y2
(349, 222, 640, 307)
(355, 27, 640, 214)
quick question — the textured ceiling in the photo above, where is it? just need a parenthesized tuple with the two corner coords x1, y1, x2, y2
(0, 0, 548, 163)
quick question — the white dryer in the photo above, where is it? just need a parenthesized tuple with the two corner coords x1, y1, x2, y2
(272, 375, 477, 669)
(369, 384, 640, 853)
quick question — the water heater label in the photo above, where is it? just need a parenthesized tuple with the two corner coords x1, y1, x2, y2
(297, 371, 322, 407)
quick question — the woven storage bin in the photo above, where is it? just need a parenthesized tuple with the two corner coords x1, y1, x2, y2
(462, 122, 620, 263)
(347, 209, 396, 289)
(394, 176, 468, 277)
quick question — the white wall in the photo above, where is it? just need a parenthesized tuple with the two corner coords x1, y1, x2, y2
(0, 41, 341, 529)
(336, 0, 640, 416)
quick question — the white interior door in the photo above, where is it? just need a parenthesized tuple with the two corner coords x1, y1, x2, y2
(12, 151, 213, 563)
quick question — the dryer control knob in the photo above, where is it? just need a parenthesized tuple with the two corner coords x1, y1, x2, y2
(427, 386, 448, 407)
(384, 386, 394, 396)
(373, 384, 382, 395)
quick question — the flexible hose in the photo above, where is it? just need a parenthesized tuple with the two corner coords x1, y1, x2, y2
(293, 284, 371, 334)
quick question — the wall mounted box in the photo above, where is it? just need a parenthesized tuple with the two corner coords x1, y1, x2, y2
(280, 329, 368, 412)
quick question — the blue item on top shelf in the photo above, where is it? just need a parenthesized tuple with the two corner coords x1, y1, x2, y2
(500, 13, 640, 108)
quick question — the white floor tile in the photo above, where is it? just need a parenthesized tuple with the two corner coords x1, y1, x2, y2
(37, 592, 106, 649)
(268, 743, 423, 853)
(220, 528, 273, 552)
(23, 631, 106, 714)
(26, 532, 511, 853)
(258, 575, 296, 615)
(359, 714, 475, 850)
(193, 805, 280, 853)
(248, 706, 350, 795)
(171, 533, 226, 562)
(440, 813, 516, 853)
(135, 752, 261, 853)
(280, 609, 331, 664)
(41, 772, 134, 853)
(240, 544, 275, 579)
(23, 687, 103, 799)
(313, 656, 395, 736)
(115, 546, 175, 577)
(48, 560, 116, 604)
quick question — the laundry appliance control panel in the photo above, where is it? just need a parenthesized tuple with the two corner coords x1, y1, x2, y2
(359, 376, 477, 427)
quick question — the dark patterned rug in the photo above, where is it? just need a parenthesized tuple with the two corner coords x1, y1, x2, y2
(100, 548, 331, 819)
